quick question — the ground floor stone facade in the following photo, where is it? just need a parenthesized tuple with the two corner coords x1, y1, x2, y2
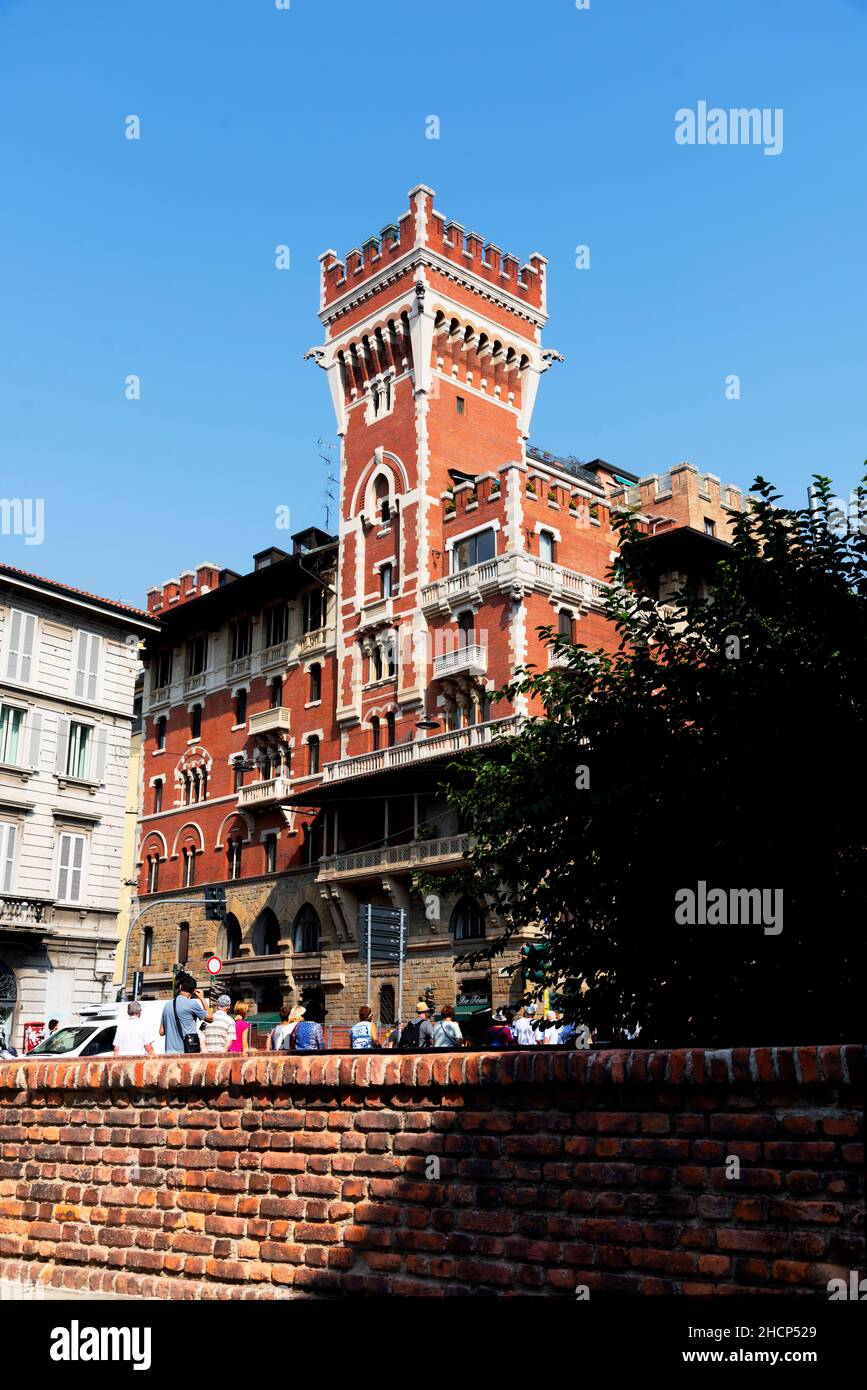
(0, 917, 118, 1049)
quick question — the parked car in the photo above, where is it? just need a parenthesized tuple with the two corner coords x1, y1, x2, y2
(25, 1000, 173, 1058)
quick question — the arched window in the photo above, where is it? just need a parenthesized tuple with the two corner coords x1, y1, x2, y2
(227, 838, 242, 880)
(146, 855, 160, 893)
(374, 474, 390, 523)
(558, 608, 575, 642)
(142, 927, 153, 967)
(222, 913, 242, 961)
(177, 922, 190, 966)
(307, 736, 320, 775)
(378, 983, 395, 1026)
(371, 716, 380, 751)
(450, 896, 485, 941)
(309, 663, 321, 703)
(182, 848, 196, 887)
(252, 908, 281, 957)
(293, 904, 320, 954)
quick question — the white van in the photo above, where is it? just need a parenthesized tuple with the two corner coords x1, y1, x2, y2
(26, 1000, 173, 1058)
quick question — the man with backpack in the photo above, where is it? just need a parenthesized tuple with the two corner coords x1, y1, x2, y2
(398, 1000, 434, 1051)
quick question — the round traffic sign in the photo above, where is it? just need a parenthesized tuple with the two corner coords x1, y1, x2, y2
(206, 955, 222, 976)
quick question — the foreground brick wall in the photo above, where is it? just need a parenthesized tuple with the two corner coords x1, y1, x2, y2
(0, 1047, 862, 1299)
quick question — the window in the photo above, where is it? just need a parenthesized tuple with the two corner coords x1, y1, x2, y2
(4, 609, 38, 684)
(456, 396, 466, 415)
(178, 922, 190, 966)
(452, 527, 495, 573)
(183, 848, 196, 887)
(153, 781, 163, 814)
(233, 760, 244, 792)
(380, 563, 393, 599)
(156, 716, 167, 751)
(558, 608, 575, 642)
(0, 822, 17, 893)
(458, 610, 475, 647)
(704, 518, 716, 537)
(450, 896, 484, 941)
(142, 927, 153, 967)
(371, 716, 380, 751)
(386, 712, 396, 747)
(379, 983, 395, 1025)
(302, 589, 324, 634)
(57, 832, 86, 904)
(264, 605, 287, 648)
(190, 704, 202, 740)
(229, 619, 252, 661)
(270, 676, 283, 709)
(307, 736, 320, 775)
(225, 915, 242, 960)
(235, 689, 247, 726)
(66, 722, 92, 780)
(187, 634, 208, 676)
(372, 646, 383, 682)
(374, 475, 390, 523)
(293, 904, 320, 954)
(264, 835, 277, 874)
(154, 650, 173, 689)
(0, 705, 25, 765)
(227, 839, 242, 880)
(539, 530, 555, 564)
(385, 636, 396, 679)
(309, 663, 321, 703)
(146, 854, 160, 893)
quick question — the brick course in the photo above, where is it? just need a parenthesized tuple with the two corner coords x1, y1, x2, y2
(0, 1046, 861, 1299)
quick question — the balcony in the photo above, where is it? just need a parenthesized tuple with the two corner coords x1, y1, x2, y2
(150, 684, 172, 709)
(0, 896, 55, 933)
(358, 596, 393, 630)
(322, 715, 522, 783)
(183, 671, 207, 696)
(298, 626, 332, 657)
(420, 552, 608, 615)
(261, 640, 289, 669)
(219, 952, 289, 979)
(227, 654, 252, 680)
(318, 833, 470, 883)
(432, 642, 487, 680)
(237, 774, 293, 810)
(248, 707, 291, 738)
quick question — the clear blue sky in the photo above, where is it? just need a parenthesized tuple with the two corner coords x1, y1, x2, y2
(1, 0, 865, 607)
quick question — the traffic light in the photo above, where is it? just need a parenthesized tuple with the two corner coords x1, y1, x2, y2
(521, 942, 550, 984)
(204, 887, 227, 921)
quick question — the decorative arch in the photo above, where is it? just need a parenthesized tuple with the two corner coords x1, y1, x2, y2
(349, 449, 410, 516)
(171, 821, 205, 858)
(449, 895, 485, 941)
(292, 902, 321, 954)
(139, 829, 168, 861)
(251, 907, 282, 958)
(216, 912, 243, 961)
(215, 810, 254, 851)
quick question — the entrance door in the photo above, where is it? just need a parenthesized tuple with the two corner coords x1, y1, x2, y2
(0, 961, 17, 1042)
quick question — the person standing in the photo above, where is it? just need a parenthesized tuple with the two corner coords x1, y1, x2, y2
(159, 973, 212, 1054)
(292, 1010, 325, 1051)
(483, 1010, 514, 1049)
(349, 1005, 378, 1051)
(267, 1006, 292, 1052)
(432, 1003, 463, 1049)
(540, 1010, 561, 1045)
(228, 1000, 251, 1054)
(513, 1009, 536, 1047)
(114, 1001, 155, 1056)
(202, 994, 235, 1054)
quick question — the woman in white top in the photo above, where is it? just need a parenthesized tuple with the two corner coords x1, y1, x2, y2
(433, 1004, 463, 1049)
(267, 1007, 292, 1051)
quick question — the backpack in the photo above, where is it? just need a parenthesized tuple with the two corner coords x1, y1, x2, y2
(398, 1018, 431, 1051)
(279, 1022, 299, 1053)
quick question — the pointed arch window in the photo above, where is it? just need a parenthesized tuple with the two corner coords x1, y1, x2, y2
(293, 904, 321, 954)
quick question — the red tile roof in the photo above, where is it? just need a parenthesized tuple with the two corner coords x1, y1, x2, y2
(0, 562, 156, 623)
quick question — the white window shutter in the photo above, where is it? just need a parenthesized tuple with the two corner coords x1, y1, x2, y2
(92, 726, 108, 783)
(73, 632, 87, 699)
(20, 614, 37, 684)
(57, 833, 72, 900)
(5, 610, 22, 680)
(70, 835, 85, 901)
(0, 823, 15, 893)
(26, 710, 41, 769)
(55, 715, 70, 775)
(85, 633, 101, 701)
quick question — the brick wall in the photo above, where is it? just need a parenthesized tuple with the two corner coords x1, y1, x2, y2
(0, 1047, 861, 1300)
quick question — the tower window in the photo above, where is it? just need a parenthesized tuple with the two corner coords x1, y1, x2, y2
(704, 518, 716, 537)
(153, 781, 163, 814)
(380, 563, 393, 599)
(309, 663, 321, 703)
(156, 716, 167, 751)
(456, 396, 466, 415)
(371, 716, 380, 751)
(386, 712, 396, 747)
(307, 736, 320, 775)
(190, 704, 202, 740)
(539, 529, 555, 564)
(452, 527, 496, 573)
(235, 688, 247, 726)
(270, 676, 283, 709)
(558, 608, 575, 642)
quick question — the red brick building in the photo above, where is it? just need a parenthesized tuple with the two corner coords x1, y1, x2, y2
(130, 187, 748, 1033)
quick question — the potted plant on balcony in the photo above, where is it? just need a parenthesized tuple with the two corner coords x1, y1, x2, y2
(490, 479, 501, 498)
(526, 479, 537, 498)
(444, 493, 456, 515)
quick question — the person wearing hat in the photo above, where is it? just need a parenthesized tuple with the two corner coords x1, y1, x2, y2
(277, 1004, 307, 1052)
(202, 994, 235, 1054)
(483, 1009, 514, 1049)
(398, 1000, 434, 1050)
(540, 1010, 561, 1046)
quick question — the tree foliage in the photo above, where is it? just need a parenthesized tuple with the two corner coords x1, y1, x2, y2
(426, 477, 865, 1045)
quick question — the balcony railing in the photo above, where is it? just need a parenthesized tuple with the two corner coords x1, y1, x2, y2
(237, 774, 293, 809)
(183, 671, 207, 696)
(432, 642, 487, 680)
(420, 552, 608, 614)
(150, 684, 172, 708)
(318, 833, 471, 882)
(227, 654, 252, 680)
(261, 640, 289, 669)
(298, 626, 332, 656)
(358, 596, 393, 629)
(248, 707, 291, 737)
(322, 715, 522, 783)
(0, 896, 54, 929)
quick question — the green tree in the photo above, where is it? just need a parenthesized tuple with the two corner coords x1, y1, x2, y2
(425, 478, 865, 1045)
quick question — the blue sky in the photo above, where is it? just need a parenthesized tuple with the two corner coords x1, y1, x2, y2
(0, 0, 865, 607)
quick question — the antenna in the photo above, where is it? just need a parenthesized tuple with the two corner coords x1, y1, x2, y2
(317, 437, 338, 531)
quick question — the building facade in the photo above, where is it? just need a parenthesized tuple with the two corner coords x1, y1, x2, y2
(0, 566, 158, 1046)
(130, 187, 748, 1034)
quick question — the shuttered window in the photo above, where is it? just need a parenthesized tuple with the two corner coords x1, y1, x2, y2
(4, 610, 38, 684)
(73, 630, 102, 702)
(66, 722, 92, 779)
(57, 832, 86, 903)
(0, 822, 17, 893)
(0, 705, 25, 765)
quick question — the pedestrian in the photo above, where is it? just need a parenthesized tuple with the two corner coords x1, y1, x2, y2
(113, 1001, 155, 1056)
(432, 1003, 463, 1049)
(349, 1004, 378, 1050)
(483, 1009, 514, 1049)
(202, 994, 235, 1054)
(398, 1001, 434, 1050)
(540, 1010, 561, 1045)
(513, 1008, 536, 1047)
(159, 973, 212, 1054)
(48, 1018, 59, 1034)
(292, 1008, 325, 1051)
(267, 1006, 292, 1051)
(228, 1000, 251, 1054)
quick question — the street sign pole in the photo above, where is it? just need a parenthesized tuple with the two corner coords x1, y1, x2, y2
(397, 909, 406, 1035)
(366, 904, 372, 1011)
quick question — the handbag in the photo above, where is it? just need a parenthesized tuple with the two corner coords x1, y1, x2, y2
(173, 993, 201, 1054)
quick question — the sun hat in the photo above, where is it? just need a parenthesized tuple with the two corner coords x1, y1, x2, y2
(415, 1000, 430, 1012)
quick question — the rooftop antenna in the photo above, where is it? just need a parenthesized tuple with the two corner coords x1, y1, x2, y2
(317, 437, 338, 531)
